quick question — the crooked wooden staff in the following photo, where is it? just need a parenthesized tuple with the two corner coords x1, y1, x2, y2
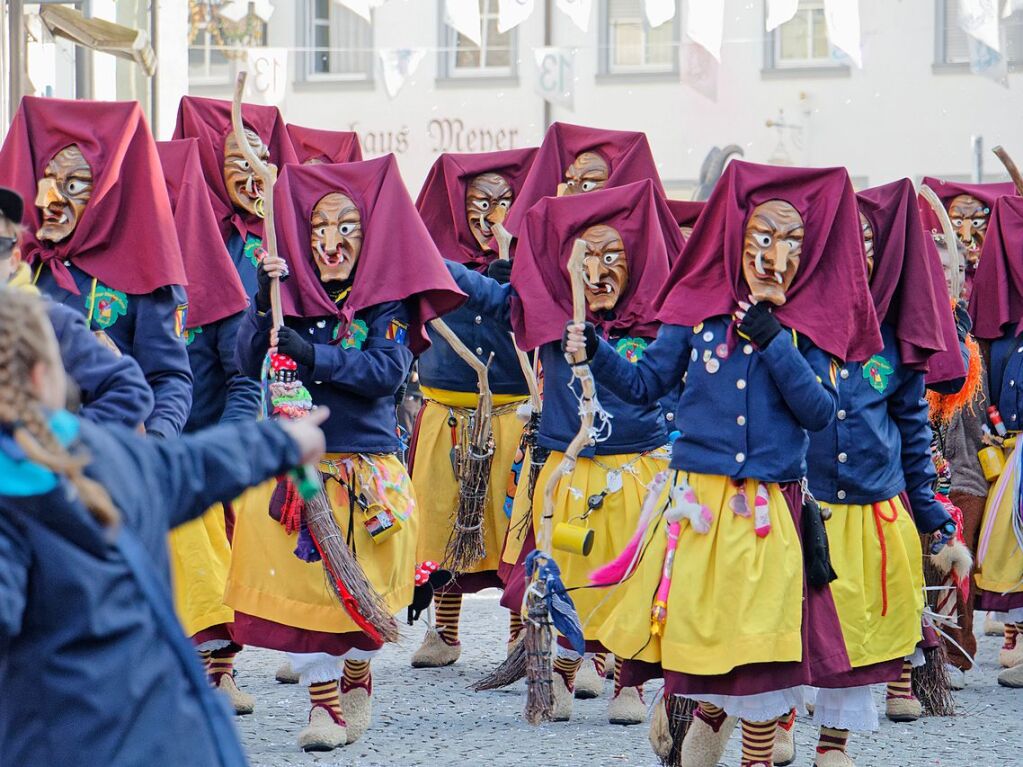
(429, 316, 495, 572)
(993, 145, 1023, 196)
(920, 183, 965, 302)
(521, 238, 592, 725)
(231, 72, 398, 643)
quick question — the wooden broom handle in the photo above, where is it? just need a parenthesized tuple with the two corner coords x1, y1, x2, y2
(920, 184, 964, 302)
(492, 215, 542, 410)
(538, 239, 593, 555)
(429, 318, 493, 403)
(231, 72, 283, 330)
(993, 145, 1023, 197)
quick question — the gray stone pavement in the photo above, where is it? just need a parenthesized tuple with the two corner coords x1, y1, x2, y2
(235, 591, 1019, 767)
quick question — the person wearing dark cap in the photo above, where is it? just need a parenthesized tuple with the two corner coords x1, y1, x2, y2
(0, 184, 154, 430)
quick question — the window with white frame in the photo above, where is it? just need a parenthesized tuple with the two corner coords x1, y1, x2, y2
(935, 0, 1023, 66)
(441, 0, 516, 79)
(188, 2, 268, 85)
(601, 0, 677, 74)
(305, 0, 373, 80)
(766, 0, 844, 70)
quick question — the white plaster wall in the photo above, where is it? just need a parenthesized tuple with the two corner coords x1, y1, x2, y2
(185, 0, 1023, 195)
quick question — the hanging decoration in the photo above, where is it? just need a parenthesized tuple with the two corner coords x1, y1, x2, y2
(445, 0, 483, 46)
(498, 0, 536, 33)
(556, 0, 592, 34)
(643, 0, 676, 28)
(765, 0, 799, 31)
(378, 47, 427, 99)
(823, 0, 863, 68)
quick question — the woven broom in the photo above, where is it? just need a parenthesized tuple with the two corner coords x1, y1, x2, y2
(913, 546, 956, 717)
(429, 318, 495, 573)
(232, 72, 398, 645)
(523, 238, 593, 725)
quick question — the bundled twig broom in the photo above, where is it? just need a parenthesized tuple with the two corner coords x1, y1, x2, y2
(429, 318, 495, 573)
(232, 72, 398, 644)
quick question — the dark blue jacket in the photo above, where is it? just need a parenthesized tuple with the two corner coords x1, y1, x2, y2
(0, 415, 300, 766)
(806, 324, 949, 533)
(236, 301, 413, 454)
(989, 331, 1023, 431)
(48, 301, 154, 429)
(35, 262, 193, 439)
(418, 283, 528, 395)
(184, 312, 262, 433)
(591, 319, 838, 482)
(449, 264, 670, 456)
(226, 231, 262, 300)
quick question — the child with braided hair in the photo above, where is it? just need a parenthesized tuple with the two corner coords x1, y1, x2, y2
(0, 287, 327, 766)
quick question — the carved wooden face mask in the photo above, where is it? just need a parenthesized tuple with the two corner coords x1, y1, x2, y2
(742, 200, 803, 306)
(561, 151, 609, 196)
(860, 212, 875, 281)
(581, 223, 628, 313)
(947, 194, 990, 265)
(311, 192, 362, 283)
(465, 172, 513, 249)
(223, 128, 273, 218)
(35, 144, 93, 244)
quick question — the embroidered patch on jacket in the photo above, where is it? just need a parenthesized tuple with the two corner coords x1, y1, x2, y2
(340, 319, 369, 350)
(174, 303, 188, 338)
(386, 318, 409, 344)
(615, 337, 648, 363)
(85, 284, 128, 330)
(862, 354, 894, 393)
(243, 235, 266, 267)
(184, 326, 203, 346)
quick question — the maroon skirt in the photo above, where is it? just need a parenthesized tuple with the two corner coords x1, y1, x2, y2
(230, 611, 382, 656)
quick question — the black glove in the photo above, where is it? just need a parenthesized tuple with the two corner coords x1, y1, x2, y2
(954, 300, 972, 342)
(738, 302, 782, 349)
(562, 321, 598, 364)
(276, 326, 315, 368)
(486, 258, 513, 284)
(255, 260, 273, 313)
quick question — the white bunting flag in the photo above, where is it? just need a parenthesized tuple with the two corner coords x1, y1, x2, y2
(765, 0, 799, 31)
(378, 47, 427, 99)
(685, 0, 724, 61)
(498, 0, 535, 32)
(823, 0, 862, 67)
(336, 0, 385, 23)
(959, 0, 1009, 86)
(679, 40, 718, 101)
(243, 48, 287, 105)
(644, 0, 676, 29)
(556, 0, 592, 33)
(445, 0, 483, 46)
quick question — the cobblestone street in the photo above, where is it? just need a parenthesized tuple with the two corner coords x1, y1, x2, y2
(234, 590, 1019, 767)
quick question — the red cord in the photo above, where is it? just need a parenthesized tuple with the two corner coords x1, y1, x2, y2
(871, 500, 899, 617)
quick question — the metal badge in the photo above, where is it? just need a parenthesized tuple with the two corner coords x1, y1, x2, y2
(706, 358, 720, 374)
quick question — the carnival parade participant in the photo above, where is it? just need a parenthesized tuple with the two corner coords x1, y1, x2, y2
(408, 147, 538, 667)
(286, 123, 363, 165)
(920, 176, 1015, 300)
(0, 185, 154, 430)
(0, 96, 192, 440)
(789, 179, 958, 767)
(451, 179, 683, 724)
(566, 161, 882, 767)
(0, 286, 328, 767)
(157, 138, 263, 714)
(968, 193, 1023, 688)
(228, 155, 464, 751)
(173, 95, 299, 297)
(502, 122, 664, 236)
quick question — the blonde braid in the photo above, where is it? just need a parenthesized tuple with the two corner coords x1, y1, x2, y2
(0, 288, 118, 527)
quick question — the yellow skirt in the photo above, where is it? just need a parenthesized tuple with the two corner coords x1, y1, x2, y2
(224, 454, 418, 634)
(170, 503, 233, 638)
(825, 497, 924, 668)
(501, 446, 539, 568)
(526, 449, 670, 640)
(596, 473, 804, 675)
(976, 450, 1023, 595)
(412, 390, 528, 573)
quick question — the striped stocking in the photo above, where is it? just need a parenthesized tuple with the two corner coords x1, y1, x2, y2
(341, 659, 371, 694)
(308, 680, 345, 724)
(741, 718, 777, 766)
(434, 592, 462, 646)
(553, 654, 582, 691)
(817, 726, 849, 755)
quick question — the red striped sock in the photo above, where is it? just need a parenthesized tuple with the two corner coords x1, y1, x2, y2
(816, 726, 849, 754)
(308, 680, 345, 725)
(741, 717, 777, 765)
(695, 701, 727, 732)
(508, 609, 524, 645)
(886, 660, 914, 700)
(778, 708, 796, 732)
(434, 592, 462, 646)
(553, 655, 582, 691)
(340, 659, 371, 695)
(207, 646, 239, 684)
(1005, 624, 1020, 650)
